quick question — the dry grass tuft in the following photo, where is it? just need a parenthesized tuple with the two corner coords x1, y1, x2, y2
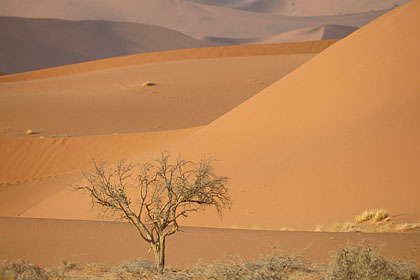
(356, 209, 389, 224)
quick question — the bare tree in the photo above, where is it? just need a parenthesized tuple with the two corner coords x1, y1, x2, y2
(75, 152, 231, 270)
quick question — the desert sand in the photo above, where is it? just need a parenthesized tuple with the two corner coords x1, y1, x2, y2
(0, 0, 419, 271)
(1, 217, 419, 267)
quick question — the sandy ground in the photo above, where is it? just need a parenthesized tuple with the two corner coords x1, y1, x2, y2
(0, 217, 419, 267)
(0, 17, 218, 74)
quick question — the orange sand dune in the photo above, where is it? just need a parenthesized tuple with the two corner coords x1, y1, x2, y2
(0, 53, 320, 140)
(0, 0, 389, 38)
(0, 217, 419, 267)
(203, 25, 357, 44)
(145, 0, 420, 230)
(0, 40, 337, 83)
(0, 16, 218, 74)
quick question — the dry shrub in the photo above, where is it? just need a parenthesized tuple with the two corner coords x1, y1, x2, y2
(197, 250, 315, 280)
(85, 262, 109, 273)
(0, 260, 48, 280)
(325, 245, 419, 280)
(115, 259, 154, 277)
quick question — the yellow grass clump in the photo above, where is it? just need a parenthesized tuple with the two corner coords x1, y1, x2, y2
(355, 209, 389, 224)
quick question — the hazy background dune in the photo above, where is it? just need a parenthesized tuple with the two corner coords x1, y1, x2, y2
(190, 0, 410, 16)
(0, 0, 393, 38)
(0, 16, 218, 74)
(203, 24, 358, 44)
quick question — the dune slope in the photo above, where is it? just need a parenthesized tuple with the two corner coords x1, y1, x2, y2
(0, 17, 218, 74)
(155, 0, 420, 230)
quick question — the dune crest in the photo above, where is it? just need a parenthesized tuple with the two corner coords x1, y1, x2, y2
(203, 25, 357, 44)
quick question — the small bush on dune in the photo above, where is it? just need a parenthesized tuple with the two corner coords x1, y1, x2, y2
(325, 245, 419, 280)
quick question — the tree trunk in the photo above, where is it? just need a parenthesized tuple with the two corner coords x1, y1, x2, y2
(152, 236, 166, 270)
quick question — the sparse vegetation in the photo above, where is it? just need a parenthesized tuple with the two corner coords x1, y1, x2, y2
(75, 152, 231, 270)
(2, 246, 418, 280)
(316, 209, 419, 233)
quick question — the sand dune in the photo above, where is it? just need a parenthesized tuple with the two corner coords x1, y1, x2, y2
(0, 0, 390, 38)
(144, 0, 420, 230)
(0, 40, 337, 83)
(0, 53, 320, 141)
(0, 17, 218, 74)
(190, 0, 410, 16)
(0, 41, 338, 188)
(1, 217, 419, 267)
(203, 25, 357, 44)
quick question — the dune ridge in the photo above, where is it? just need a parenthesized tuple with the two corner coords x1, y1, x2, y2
(0, 40, 337, 83)
(203, 24, 357, 44)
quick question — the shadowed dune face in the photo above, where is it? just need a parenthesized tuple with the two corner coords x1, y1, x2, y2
(0, 17, 218, 74)
(0, 0, 392, 38)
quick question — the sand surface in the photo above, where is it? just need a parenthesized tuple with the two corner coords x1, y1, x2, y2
(0, 17, 218, 74)
(0, 217, 419, 267)
(0, 0, 391, 38)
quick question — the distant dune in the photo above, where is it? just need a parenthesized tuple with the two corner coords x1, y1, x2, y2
(0, 0, 391, 38)
(190, 0, 410, 16)
(0, 72, 5, 76)
(203, 24, 358, 44)
(0, 16, 218, 74)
